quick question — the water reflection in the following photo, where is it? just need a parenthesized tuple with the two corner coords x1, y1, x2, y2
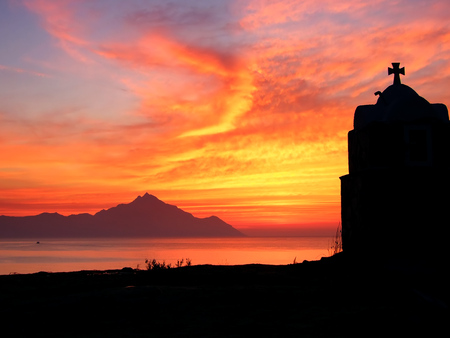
(0, 237, 330, 275)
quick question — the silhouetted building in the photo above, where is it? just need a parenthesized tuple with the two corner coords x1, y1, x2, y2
(340, 63, 450, 259)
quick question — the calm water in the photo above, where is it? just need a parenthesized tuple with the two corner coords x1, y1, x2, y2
(0, 237, 331, 275)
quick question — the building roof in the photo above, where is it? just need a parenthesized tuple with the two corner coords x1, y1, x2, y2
(353, 67, 448, 130)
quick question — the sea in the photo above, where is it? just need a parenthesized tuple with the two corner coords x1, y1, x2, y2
(0, 237, 332, 275)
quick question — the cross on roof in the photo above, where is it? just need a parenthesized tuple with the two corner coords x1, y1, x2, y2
(388, 62, 405, 85)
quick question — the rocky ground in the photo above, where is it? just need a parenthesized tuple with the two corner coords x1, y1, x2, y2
(1, 253, 448, 337)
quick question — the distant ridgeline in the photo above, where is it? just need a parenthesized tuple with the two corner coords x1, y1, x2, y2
(0, 193, 244, 238)
(340, 63, 450, 259)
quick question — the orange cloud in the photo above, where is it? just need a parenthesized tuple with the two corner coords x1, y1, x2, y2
(2, 0, 450, 235)
(95, 30, 256, 137)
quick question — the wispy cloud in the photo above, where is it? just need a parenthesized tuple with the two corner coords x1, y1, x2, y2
(1, 0, 450, 232)
(0, 64, 50, 77)
(22, 0, 93, 62)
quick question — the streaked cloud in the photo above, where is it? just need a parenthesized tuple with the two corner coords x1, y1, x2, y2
(1, 0, 450, 234)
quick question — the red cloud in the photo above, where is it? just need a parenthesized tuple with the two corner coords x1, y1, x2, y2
(3, 0, 450, 232)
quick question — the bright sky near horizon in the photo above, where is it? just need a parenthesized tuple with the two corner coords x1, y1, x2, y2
(1, 0, 450, 235)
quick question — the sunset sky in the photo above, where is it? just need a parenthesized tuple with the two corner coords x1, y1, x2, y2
(1, 0, 450, 235)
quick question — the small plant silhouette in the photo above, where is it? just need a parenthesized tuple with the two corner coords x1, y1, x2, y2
(144, 258, 192, 270)
(175, 258, 184, 268)
(328, 223, 343, 256)
(145, 258, 170, 270)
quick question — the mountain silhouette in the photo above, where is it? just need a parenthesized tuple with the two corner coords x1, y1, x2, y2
(0, 193, 244, 238)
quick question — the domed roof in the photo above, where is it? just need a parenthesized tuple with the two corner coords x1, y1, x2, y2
(376, 83, 434, 122)
(353, 63, 449, 130)
(376, 83, 420, 105)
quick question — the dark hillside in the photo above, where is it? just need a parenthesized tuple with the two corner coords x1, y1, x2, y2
(1, 253, 448, 337)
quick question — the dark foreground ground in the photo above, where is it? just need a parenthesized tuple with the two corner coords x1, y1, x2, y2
(1, 253, 448, 337)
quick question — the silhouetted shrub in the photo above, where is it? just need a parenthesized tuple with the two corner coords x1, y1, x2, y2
(144, 258, 192, 270)
(145, 258, 170, 270)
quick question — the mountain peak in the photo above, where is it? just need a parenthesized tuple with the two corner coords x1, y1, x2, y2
(139, 192, 158, 200)
(0, 194, 244, 238)
(134, 192, 159, 202)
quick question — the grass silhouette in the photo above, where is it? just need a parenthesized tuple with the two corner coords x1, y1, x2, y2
(144, 258, 192, 270)
(328, 223, 343, 256)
